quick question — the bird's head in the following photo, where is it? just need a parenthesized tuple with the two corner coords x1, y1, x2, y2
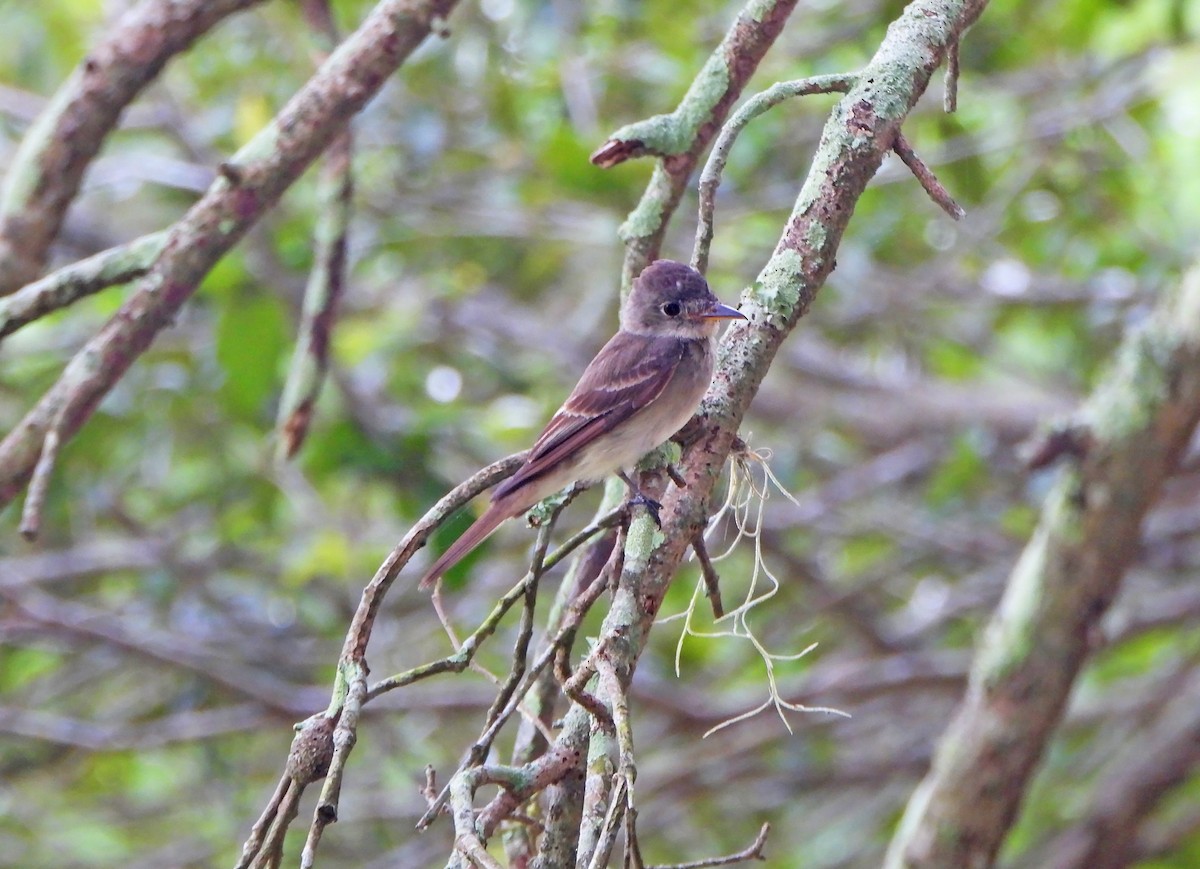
(621, 260, 746, 339)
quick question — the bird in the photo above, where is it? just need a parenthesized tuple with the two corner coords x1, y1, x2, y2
(419, 259, 746, 589)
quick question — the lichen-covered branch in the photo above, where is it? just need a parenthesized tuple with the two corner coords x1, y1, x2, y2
(0, 0, 266, 297)
(0, 0, 463, 512)
(417, 544, 621, 831)
(502, 483, 621, 866)
(883, 265, 1200, 868)
(691, 73, 857, 275)
(0, 231, 166, 342)
(590, 0, 800, 289)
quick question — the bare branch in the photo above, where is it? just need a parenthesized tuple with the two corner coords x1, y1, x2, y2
(647, 822, 771, 869)
(692, 74, 857, 274)
(0, 0, 463, 512)
(276, 0, 354, 459)
(891, 132, 966, 220)
(0, 0, 266, 296)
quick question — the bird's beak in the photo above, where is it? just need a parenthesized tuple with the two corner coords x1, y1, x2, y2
(700, 302, 747, 320)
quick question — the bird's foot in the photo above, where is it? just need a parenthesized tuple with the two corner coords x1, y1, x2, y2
(626, 492, 662, 528)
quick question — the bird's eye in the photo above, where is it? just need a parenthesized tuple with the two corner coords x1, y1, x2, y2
(661, 302, 682, 317)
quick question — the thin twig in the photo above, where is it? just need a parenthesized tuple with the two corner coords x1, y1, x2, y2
(0, 231, 167, 342)
(597, 650, 639, 868)
(416, 549, 620, 830)
(257, 780, 304, 869)
(366, 504, 621, 700)
(691, 533, 724, 619)
(342, 450, 526, 661)
(944, 39, 961, 112)
(276, 0, 353, 460)
(587, 774, 629, 869)
(503, 486, 625, 866)
(626, 803, 645, 868)
(18, 411, 64, 540)
(467, 511, 559, 734)
(647, 823, 771, 869)
(892, 132, 966, 220)
(369, 570, 535, 699)
(692, 74, 856, 274)
(233, 776, 292, 869)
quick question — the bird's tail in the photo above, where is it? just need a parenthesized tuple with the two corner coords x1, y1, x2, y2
(418, 499, 517, 590)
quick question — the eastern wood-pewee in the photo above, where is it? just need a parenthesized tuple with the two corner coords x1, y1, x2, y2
(419, 259, 745, 588)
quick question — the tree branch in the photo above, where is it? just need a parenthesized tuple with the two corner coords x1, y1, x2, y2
(589, 0, 801, 289)
(884, 264, 1200, 868)
(276, 0, 355, 460)
(0, 0, 463, 511)
(0, 231, 166, 342)
(0, 0, 266, 296)
(692, 74, 857, 274)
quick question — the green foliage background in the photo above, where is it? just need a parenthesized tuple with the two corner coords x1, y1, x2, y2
(2, 0, 1200, 866)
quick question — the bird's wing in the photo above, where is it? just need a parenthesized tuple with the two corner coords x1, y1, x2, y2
(493, 331, 684, 501)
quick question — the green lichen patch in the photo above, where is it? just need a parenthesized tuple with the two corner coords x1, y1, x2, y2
(748, 249, 804, 328)
(1085, 324, 1173, 445)
(618, 166, 672, 241)
(624, 512, 665, 571)
(674, 54, 732, 141)
(636, 440, 681, 473)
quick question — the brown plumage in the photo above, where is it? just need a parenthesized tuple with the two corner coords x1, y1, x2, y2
(419, 260, 745, 589)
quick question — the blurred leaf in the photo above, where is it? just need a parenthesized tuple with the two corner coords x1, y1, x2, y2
(0, 648, 63, 691)
(926, 434, 988, 506)
(834, 532, 896, 578)
(214, 293, 288, 422)
(925, 337, 984, 380)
